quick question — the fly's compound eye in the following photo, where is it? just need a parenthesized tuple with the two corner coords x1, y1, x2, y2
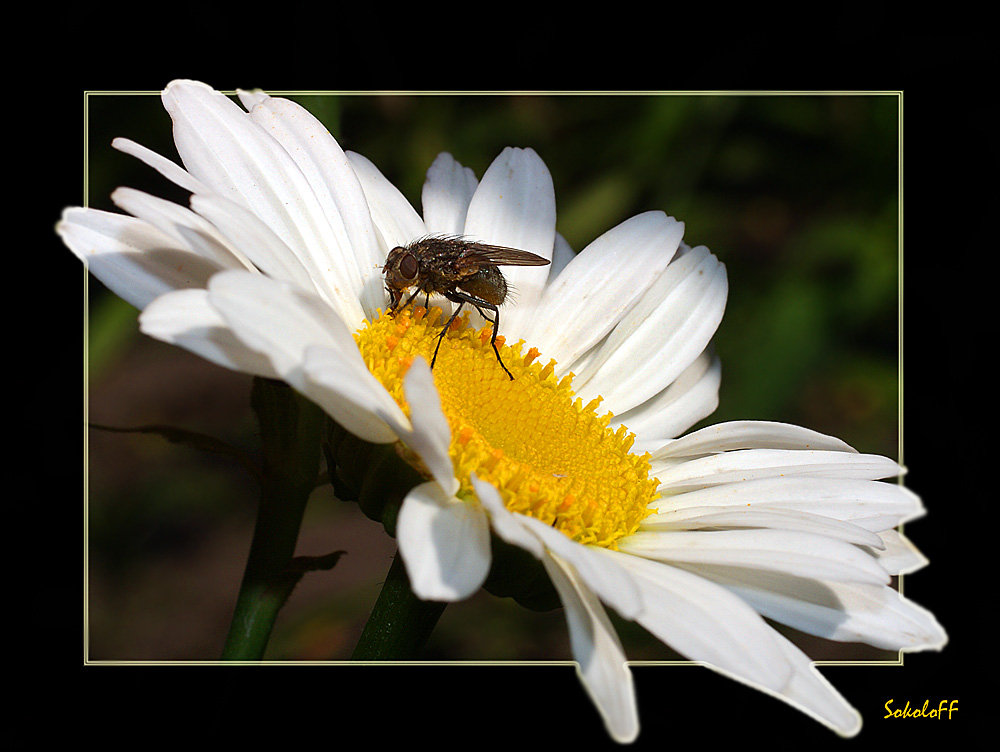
(398, 252, 418, 280)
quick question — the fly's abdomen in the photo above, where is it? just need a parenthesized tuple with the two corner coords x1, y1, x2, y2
(458, 266, 508, 306)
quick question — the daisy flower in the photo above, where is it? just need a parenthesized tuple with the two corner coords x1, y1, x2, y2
(60, 81, 945, 743)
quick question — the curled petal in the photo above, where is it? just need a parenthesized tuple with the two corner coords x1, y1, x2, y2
(397, 481, 491, 602)
(867, 529, 930, 575)
(524, 211, 684, 366)
(653, 449, 904, 492)
(615, 349, 722, 447)
(112, 136, 208, 195)
(576, 245, 728, 415)
(521, 517, 643, 621)
(767, 633, 863, 736)
(652, 420, 857, 460)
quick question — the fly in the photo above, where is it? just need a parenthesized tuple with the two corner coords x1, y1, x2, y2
(383, 236, 550, 379)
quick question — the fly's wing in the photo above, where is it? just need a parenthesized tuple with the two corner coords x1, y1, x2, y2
(406, 236, 550, 286)
(459, 242, 551, 267)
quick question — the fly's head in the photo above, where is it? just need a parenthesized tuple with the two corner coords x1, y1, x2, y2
(383, 245, 420, 313)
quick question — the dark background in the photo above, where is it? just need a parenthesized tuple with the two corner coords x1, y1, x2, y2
(38, 26, 983, 751)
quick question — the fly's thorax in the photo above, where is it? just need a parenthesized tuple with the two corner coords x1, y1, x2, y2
(457, 266, 508, 306)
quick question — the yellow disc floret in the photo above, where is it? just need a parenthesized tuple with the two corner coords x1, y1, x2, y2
(355, 306, 658, 548)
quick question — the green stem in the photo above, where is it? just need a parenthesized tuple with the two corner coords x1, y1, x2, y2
(352, 554, 447, 660)
(221, 379, 323, 660)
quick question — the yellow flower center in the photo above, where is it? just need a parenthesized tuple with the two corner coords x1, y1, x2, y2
(355, 306, 658, 548)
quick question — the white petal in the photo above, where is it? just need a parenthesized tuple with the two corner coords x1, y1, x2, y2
(619, 529, 890, 584)
(601, 549, 863, 735)
(767, 633, 862, 736)
(401, 358, 460, 497)
(236, 87, 269, 110)
(594, 548, 792, 691)
(653, 449, 904, 492)
(717, 572, 947, 651)
(140, 288, 279, 378)
(576, 245, 728, 415)
(163, 80, 362, 320)
(112, 136, 209, 195)
(58, 207, 223, 310)
(525, 211, 683, 367)
(464, 147, 556, 336)
(303, 346, 410, 444)
(421, 152, 479, 236)
(867, 528, 930, 575)
(160, 80, 283, 205)
(541, 551, 638, 744)
(397, 481, 491, 601)
(656, 475, 923, 531)
(243, 95, 385, 320)
(347, 150, 428, 250)
(642, 505, 885, 549)
(189, 193, 319, 297)
(547, 232, 575, 282)
(615, 349, 722, 447)
(651, 420, 857, 461)
(111, 187, 255, 272)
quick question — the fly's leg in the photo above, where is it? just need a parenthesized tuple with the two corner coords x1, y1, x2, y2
(442, 290, 514, 380)
(432, 300, 466, 369)
(477, 303, 513, 380)
(395, 287, 420, 311)
(390, 287, 422, 316)
(389, 288, 435, 318)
